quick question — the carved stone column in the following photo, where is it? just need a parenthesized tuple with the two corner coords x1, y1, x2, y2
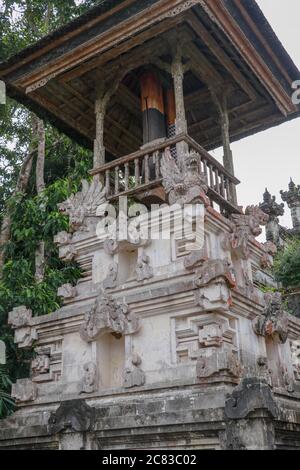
(259, 188, 285, 247)
(281, 179, 300, 235)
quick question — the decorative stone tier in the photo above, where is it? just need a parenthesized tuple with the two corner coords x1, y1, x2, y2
(2, 191, 300, 450)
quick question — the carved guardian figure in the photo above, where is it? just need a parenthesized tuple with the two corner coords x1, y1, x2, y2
(253, 292, 289, 343)
(58, 179, 106, 231)
(161, 147, 209, 206)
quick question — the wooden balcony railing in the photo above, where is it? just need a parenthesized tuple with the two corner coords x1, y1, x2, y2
(90, 134, 241, 215)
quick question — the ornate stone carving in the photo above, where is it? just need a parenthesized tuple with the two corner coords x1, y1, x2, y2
(259, 189, 284, 246)
(135, 253, 153, 281)
(124, 353, 146, 389)
(184, 247, 208, 270)
(32, 353, 50, 375)
(8, 306, 32, 328)
(54, 231, 71, 246)
(291, 340, 300, 382)
(57, 283, 76, 300)
(161, 147, 209, 206)
(103, 238, 119, 255)
(103, 262, 118, 289)
(196, 350, 242, 379)
(11, 379, 37, 403)
(260, 241, 277, 270)
(253, 292, 289, 344)
(58, 244, 77, 262)
(225, 377, 278, 420)
(256, 356, 272, 386)
(223, 206, 269, 259)
(48, 399, 95, 434)
(280, 365, 294, 393)
(58, 179, 106, 231)
(80, 290, 139, 342)
(8, 306, 37, 349)
(281, 179, 300, 234)
(194, 259, 236, 312)
(80, 362, 98, 394)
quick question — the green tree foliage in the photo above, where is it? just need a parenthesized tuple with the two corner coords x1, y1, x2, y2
(0, 0, 100, 418)
(273, 239, 300, 289)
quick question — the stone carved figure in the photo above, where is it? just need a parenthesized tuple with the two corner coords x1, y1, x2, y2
(48, 399, 95, 434)
(124, 353, 146, 388)
(135, 253, 153, 281)
(58, 179, 106, 231)
(103, 238, 119, 255)
(253, 292, 289, 344)
(281, 179, 300, 234)
(80, 290, 139, 342)
(260, 241, 277, 270)
(223, 206, 269, 259)
(54, 231, 72, 247)
(80, 362, 98, 394)
(11, 379, 37, 403)
(103, 262, 118, 289)
(161, 147, 209, 206)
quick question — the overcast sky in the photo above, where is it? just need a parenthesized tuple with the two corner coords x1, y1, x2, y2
(212, 0, 300, 231)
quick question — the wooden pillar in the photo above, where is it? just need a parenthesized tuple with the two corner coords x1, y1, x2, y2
(171, 52, 188, 165)
(140, 70, 166, 144)
(94, 96, 106, 169)
(211, 89, 237, 205)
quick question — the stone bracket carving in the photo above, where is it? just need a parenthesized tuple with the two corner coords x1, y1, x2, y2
(57, 283, 77, 300)
(225, 377, 279, 420)
(11, 379, 37, 403)
(48, 399, 95, 434)
(253, 292, 289, 344)
(80, 290, 139, 342)
(194, 259, 236, 312)
(8, 306, 37, 349)
(196, 350, 242, 379)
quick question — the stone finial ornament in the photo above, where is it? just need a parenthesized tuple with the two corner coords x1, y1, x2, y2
(259, 189, 284, 246)
(224, 205, 269, 259)
(58, 179, 106, 231)
(253, 292, 289, 344)
(124, 353, 146, 388)
(281, 179, 300, 233)
(135, 253, 153, 281)
(161, 147, 209, 206)
(80, 290, 139, 342)
(11, 379, 37, 403)
(80, 362, 98, 394)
